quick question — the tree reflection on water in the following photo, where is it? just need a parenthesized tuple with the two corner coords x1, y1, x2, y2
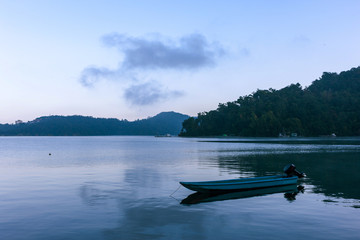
(202, 146, 360, 200)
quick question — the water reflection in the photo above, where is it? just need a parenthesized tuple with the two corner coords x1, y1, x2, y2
(2, 136, 360, 240)
(198, 141, 360, 201)
(102, 199, 207, 239)
(78, 167, 211, 239)
(74, 138, 360, 239)
(181, 185, 304, 205)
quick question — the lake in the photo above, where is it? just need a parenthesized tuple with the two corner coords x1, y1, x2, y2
(0, 136, 360, 239)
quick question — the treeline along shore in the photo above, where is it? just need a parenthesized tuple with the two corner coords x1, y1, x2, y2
(1, 67, 359, 137)
(0, 112, 189, 136)
(180, 67, 360, 137)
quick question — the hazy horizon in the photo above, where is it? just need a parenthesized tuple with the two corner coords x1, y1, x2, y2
(0, 111, 189, 125)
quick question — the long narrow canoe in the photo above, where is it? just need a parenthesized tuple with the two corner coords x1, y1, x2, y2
(181, 184, 301, 204)
(180, 175, 298, 193)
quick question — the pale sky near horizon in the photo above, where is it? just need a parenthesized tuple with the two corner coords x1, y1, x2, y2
(1, 0, 359, 123)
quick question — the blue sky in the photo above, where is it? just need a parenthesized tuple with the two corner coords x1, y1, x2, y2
(1, 0, 359, 123)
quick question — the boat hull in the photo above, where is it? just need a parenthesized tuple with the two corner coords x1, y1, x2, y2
(181, 184, 300, 204)
(180, 175, 298, 193)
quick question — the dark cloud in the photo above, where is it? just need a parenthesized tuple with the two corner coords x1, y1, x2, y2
(79, 33, 223, 105)
(124, 81, 184, 106)
(79, 66, 116, 87)
(102, 33, 225, 70)
(79, 33, 225, 86)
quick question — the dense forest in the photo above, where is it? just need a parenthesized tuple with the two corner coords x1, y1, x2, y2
(180, 67, 360, 137)
(0, 112, 189, 136)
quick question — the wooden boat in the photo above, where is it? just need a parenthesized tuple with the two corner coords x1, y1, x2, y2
(180, 164, 305, 193)
(181, 184, 304, 205)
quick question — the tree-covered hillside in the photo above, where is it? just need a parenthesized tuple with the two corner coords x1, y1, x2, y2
(0, 112, 189, 136)
(180, 67, 360, 137)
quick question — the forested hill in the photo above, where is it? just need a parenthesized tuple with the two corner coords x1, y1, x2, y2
(180, 66, 360, 137)
(0, 112, 189, 136)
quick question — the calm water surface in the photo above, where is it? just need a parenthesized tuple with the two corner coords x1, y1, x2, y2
(0, 136, 359, 239)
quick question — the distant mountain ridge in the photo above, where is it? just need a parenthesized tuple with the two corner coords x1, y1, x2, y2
(0, 112, 190, 136)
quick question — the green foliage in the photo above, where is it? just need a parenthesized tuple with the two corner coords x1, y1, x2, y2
(180, 67, 360, 137)
(0, 112, 189, 136)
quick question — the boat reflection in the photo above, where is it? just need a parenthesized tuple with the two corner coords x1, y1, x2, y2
(181, 185, 304, 205)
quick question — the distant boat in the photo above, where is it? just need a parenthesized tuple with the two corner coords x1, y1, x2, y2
(180, 164, 305, 193)
(155, 134, 171, 137)
(320, 133, 337, 138)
